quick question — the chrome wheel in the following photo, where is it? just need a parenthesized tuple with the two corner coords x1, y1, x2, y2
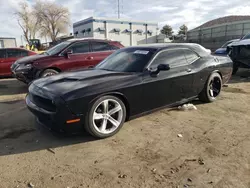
(208, 76, 221, 98)
(92, 99, 123, 134)
(40, 69, 59, 78)
(42, 72, 56, 77)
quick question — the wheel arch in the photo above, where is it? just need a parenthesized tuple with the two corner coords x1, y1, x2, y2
(38, 67, 62, 77)
(89, 92, 130, 121)
(210, 70, 222, 80)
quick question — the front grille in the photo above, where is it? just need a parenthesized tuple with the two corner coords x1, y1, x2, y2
(30, 93, 56, 112)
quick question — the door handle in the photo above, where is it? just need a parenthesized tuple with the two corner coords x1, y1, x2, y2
(86, 56, 93, 60)
(186, 68, 192, 72)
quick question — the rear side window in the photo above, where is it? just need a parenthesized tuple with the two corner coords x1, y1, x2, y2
(68, 42, 89, 54)
(20, 50, 28, 56)
(150, 49, 187, 69)
(183, 49, 199, 64)
(91, 42, 112, 52)
(0, 49, 6, 58)
(110, 45, 120, 50)
(7, 49, 21, 58)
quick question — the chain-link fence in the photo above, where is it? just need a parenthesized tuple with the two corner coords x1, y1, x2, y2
(187, 22, 250, 51)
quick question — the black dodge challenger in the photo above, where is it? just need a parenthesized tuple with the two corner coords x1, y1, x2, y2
(26, 43, 233, 138)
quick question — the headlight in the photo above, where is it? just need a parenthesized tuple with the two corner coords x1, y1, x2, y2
(25, 63, 32, 68)
(16, 63, 33, 71)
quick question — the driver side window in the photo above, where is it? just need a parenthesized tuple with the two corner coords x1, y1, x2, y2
(67, 42, 89, 54)
(150, 49, 187, 69)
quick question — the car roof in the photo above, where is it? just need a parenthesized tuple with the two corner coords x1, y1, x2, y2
(67, 37, 119, 43)
(1, 47, 30, 51)
(125, 43, 211, 57)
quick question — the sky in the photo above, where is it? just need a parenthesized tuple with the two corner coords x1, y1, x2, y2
(1, 0, 250, 46)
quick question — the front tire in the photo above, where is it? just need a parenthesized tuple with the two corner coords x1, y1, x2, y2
(199, 72, 222, 103)
(40, 69, 59, 78)
(85, 95, 126, 138)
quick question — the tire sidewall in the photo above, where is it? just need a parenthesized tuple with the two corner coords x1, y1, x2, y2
(85, 95, 126, 138)
(40, 69, 59, 78)
(205, 72, 222, 102)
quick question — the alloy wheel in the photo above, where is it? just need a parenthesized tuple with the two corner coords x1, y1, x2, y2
(209, 77, 221, 98)
(42, 72, 56, 77)
(92, 99, 123, 134)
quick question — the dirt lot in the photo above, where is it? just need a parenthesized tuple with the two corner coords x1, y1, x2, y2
(0, 70, 250, 188)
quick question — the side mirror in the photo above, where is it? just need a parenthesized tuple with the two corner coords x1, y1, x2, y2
(157, 64, 170, 71)
(150, 63, 170, 76)
(64, 49, 73, 58)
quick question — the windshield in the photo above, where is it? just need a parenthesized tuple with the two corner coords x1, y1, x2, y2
(221, 41, 233, 48)
(242, 33, 250, 40)
(95, 48, 157, 72)
(45, 41, 71, 55)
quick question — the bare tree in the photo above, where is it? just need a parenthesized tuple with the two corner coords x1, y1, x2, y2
(15, 2, 30, 43)
(15, 1, 40, 43)
(33, 1, 70, 42)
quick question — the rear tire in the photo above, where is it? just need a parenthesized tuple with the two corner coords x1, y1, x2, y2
(40, 69, 59, 78)
(199, 72, 222, 103)
(84, 95, 126, 138)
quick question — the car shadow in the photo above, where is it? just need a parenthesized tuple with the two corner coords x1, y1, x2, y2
(228, 68, 250, 84)
(0, 116, 96, 156)
(0, 100, 96, 156)
(0, 78, 27, 96)
(0, 128, 96, 157)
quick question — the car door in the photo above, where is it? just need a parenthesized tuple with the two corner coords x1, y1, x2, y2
(0, 49, 7, 76)
(182, 48, 202, 96)
(141, 48, 194, 111)
(2, 49, 20, 76)
(4, 49, 29, 76)
(90, 41, 115, 66)
(64, 41, 93, 70)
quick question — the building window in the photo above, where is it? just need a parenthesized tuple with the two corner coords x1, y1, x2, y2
(81, 29, 86, 36)
(136, 29, 143, 35)
(125, 29, 132, 33)
(114, 28, 121, 33)
(98, 27, 105, 31)
(147, 30, 153, 36)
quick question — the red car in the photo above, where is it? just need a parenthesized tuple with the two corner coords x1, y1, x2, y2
(11, 39, 124, 84)
(0, 48, 36, 77)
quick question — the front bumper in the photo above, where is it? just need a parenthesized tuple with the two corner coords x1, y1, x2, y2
(26, 93, 84, 134)
(11, 64, 39, 84)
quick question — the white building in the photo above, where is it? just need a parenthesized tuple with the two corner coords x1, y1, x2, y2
(0, 37, 17, 48)
(73, 17, 159, 46)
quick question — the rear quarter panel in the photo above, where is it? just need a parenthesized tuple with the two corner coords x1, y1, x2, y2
(191, 55, 233, 95)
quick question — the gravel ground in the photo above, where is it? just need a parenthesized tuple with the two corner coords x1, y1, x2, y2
(0, 70, 249, 188)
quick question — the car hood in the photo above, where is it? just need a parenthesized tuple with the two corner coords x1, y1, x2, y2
(31, 69, 140, 100)
(16, 54, 48, 64)
(228, 39, 250, 47)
